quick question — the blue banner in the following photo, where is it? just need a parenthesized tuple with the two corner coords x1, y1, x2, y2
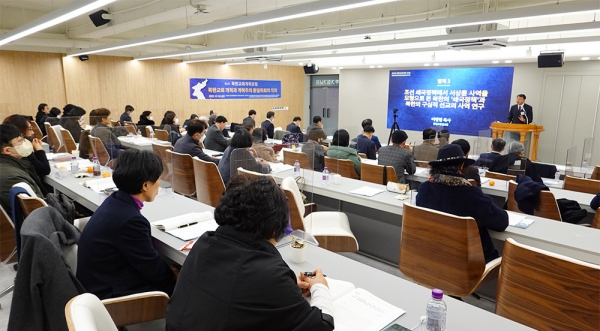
(190, 78, 281, 99)
(387, 67, 514, 136)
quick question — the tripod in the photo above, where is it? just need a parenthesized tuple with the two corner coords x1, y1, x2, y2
(388, 110, 400, 145)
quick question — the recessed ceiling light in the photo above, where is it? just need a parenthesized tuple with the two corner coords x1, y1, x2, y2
(492, 60, 500, 64)
(433, 63, 439, 66)
(299, 62, 304, 65)
(377, 65, 383, 68)
(424, 63, 431, 66)
(338, 67, 344, 69)
(581, 57, 590, 60)
(504, 60, 513, 63)
(369, 65, 375, 68)
(332, 67, 337, 69)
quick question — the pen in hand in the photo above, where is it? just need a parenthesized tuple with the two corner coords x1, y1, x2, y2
(303, 272, 327, 277)
(178, 222, 198, 228)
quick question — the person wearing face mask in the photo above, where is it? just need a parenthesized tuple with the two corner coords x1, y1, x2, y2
(174, 119, 219, 165)
(2, 115, 51, 179)
(137, 110, 155, 126)
(90, 108, 126, 159)
(0, 125, 48, 217)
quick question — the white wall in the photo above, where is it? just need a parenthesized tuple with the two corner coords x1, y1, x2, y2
(335, 62, 600, 166)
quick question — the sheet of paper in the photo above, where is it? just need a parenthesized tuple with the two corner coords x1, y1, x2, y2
(166, 219, 218, 241)
(204, 149, 224, 157)
(513, 218, 535, 229)
(480, 178, 490, 185)
(270, 163, 294, 173)
(334, 288, 405, 331)
(152, 211, 214, 231)
(349, 186, 385, 197)
(507, 212, 528, 226)
(325, 278, 356, 301)
(80, 178, 116, 193)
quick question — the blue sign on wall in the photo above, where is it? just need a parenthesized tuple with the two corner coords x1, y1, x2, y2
(387, 67, 514, 136)
(190, 78, 281, 99)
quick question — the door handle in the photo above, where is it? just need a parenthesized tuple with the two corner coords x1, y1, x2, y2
(327, 108, 330, 118)
(323, 108, 326, 117)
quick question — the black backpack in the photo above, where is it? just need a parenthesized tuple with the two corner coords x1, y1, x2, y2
(45, 192, 76, 224)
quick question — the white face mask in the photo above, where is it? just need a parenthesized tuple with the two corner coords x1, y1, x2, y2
(200, 134, 206, 143)
(149, 116, 154, 121)
(174, 117, 179, 125)
(14, 139, 34, 157)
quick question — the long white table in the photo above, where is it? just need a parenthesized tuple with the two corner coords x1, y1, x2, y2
(42, 167, 535, 330)
(118, 136, 171, 151)
(269, 168, 600, 265)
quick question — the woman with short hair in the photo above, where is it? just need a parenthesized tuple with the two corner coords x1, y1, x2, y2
(251, 128, 279, 163)
(326, 129, 361, 176)
(166, 175, 334, 331)
(137, 110, 155, 126)
(77, 149, 177, 299)
(218, 129, 270, 184)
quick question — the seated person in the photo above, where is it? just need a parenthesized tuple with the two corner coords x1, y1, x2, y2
(451, 139, 481, 187)
(306, 116, 323, 133)
(261, 111, 276, 139)
(166, 175, 334, 331)
(416, 144, 509, 263)
(174, 119, 219, 165)
(0, 124, 48, 217)
(302, 128, 328, 172)
(59, 105, 86, 143)
(436, 129, 450, 147)
(77, 150, 177, 299)
(183, 114, 198, 129)
(489, 141, 542, 182)
(242, 109, 256, 126)
(591, 191, 599, 211)
(204, 116, 230, 152)
(218, 129, 270, 184)
(3, 115, 50, 179)
(474, 138, 505, 168)
(355, 125, 377, 160)
(120, 105, 134, 126)
(242, 120, 255, 135)
(378, 130, 415, 184)
(45, 107, 61, 126)
(286, 116, 302, 134)
(251, 128, 279, 163)
(327, 129, 361, 176)
(137, 110, 155, 126)
(35, 103, 49, 136)
(360, 119, 382, 149)
(90, 108, 126, 159)
(412, 128, 438, 162)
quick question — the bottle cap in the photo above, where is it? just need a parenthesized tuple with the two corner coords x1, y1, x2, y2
(93, 157, 98, 161)
(72, 156, 76, 160)
(324, 167, 328, 170)
(432, 289, 443, 299)
(295, 160, 299, 162)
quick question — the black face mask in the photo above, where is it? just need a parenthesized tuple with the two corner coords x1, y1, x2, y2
(25, 135, 35, 142)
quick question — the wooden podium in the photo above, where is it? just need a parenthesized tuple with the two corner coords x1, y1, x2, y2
(489, 123, 544, 161)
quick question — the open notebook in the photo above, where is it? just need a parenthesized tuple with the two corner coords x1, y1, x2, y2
(309, 278, 405, 331)
(152, 212, 218, 241)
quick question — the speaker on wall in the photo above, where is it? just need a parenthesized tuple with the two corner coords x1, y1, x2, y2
(538, 52, 564, 68)
(89, 9, 111, 27)
(303, 64, 319, 74)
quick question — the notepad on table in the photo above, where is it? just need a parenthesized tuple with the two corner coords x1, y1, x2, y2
(508, 213, 535, 228)
(309, 278, 405, 331)
(349, 186, 385, 197)
(152, 212, 217, 241)
(80, 178, 117, 194)
(270, 163, 294, 173)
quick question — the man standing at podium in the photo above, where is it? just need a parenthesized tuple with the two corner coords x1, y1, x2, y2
(507, 94, 533, 124)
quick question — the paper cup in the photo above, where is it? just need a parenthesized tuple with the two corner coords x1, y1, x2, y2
(291, 245, 306, 263)
(332, 174, 342, 184)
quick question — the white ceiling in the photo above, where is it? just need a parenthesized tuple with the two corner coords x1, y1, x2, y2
(0, 0, 599, 68)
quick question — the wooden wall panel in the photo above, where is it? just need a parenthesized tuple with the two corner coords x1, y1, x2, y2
(62, 56, 305, 127)
(0, 51, 66, 120)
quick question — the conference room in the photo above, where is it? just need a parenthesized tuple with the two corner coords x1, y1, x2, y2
(1, 0, 600, 330)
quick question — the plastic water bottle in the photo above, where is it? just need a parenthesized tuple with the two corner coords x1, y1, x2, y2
(554, 170, 560, 181)
(137, 129, 141, 136)
(426, 289, 447, 331)
(92, 157, 101, 177)
(322, 167, 330, 184)
(70, 156, 79, 175)
(150, 132, 155, 139)
(582, 159, 588, 168)
(294, 160, 300, 174)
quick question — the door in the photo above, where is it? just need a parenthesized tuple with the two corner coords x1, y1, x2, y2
(310, 87, 339, 136)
